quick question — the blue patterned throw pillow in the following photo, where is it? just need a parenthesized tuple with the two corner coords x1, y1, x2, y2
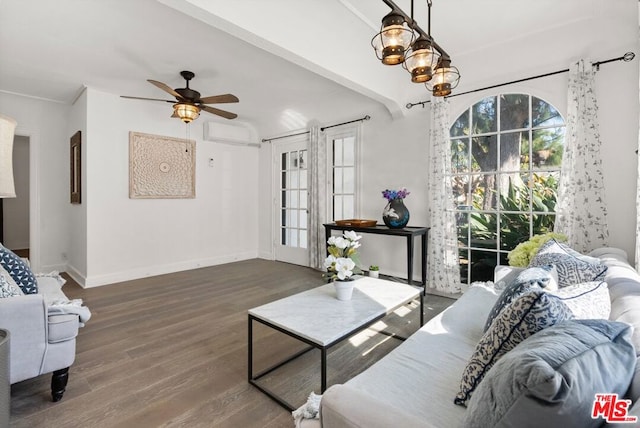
(0, 244, 37, 294)
(483, 266, 557, 332)
(454, 290, 574, 406)
(529, 239, 607, 287)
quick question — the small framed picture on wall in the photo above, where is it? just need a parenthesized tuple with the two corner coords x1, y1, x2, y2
(70, 130, 81, 204)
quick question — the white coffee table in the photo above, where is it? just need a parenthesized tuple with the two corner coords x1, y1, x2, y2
(248, 276, 422, 410)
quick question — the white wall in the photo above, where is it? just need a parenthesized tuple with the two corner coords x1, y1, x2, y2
(2, 135, 29, 250)
(66, 88, 88, 281)
(81, 88, 260, 287)
(0, 92, 70, 272)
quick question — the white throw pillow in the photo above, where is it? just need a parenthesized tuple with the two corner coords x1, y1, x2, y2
(548, 281, 610, 320)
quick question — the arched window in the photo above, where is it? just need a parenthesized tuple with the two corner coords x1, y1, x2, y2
(449, 94, 565, 283)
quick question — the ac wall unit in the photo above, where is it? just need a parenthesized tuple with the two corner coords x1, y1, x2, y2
(203, 121, 260, 147)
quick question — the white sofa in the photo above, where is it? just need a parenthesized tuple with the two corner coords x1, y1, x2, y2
(316, 247, 640, 427)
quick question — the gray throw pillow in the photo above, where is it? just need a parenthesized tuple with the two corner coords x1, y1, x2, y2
(462, 319, 636, 428)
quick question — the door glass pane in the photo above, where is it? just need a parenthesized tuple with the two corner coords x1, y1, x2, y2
(300, 230, 308, 249)
(334, 196, 343, 220)
(334, 168, 343, 193)
(343, 168, 354, 193)
(300, 170, 307, 189)
(333, 139, 343, 166)
(290, 170, 299, 188)
(289, 151, 298, 169)
(299, 150, 307, 169)
(343, 195, 354, 219)
(290, 229, 298, 247)
(300, 190, 308, 209)
(290, 210, 298, 227)
(343, 137, 355, 166)
(300, 211, 307, 229)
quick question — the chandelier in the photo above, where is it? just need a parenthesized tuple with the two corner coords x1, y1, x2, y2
(371, 0, 460, 96)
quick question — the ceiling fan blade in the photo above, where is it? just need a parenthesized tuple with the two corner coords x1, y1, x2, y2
(201, 105, 238, 120)
(198, 94, 239, 104)
(147, 79, 183, 100)
(120, 95, 175, 103)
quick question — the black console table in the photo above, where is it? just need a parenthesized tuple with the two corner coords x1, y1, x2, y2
(323, 223, 430, 286)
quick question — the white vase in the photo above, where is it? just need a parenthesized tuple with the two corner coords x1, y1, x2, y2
(334, 281, 355, 301)
(369, 270, 379, 278)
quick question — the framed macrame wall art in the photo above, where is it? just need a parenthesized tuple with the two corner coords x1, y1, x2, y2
(129, 131, 196, 199)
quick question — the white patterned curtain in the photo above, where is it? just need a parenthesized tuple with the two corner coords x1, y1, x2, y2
(554, 60, 609, 253)
(427, 98, 461, 294)
(636, 68, 640, 269)
(308, 124, 327, 270)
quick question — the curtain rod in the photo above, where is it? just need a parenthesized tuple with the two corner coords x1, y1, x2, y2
(261, 130, 310, 143)
(320, 115, 370, 131)
(261, 114, 371, 142)
(406, 51, 635, 109)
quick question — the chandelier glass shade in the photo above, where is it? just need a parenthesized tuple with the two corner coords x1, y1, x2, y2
(372, 0, 460, 97)
(402, 36, 440, 83)
(371, 12, 415, 65)
(425, 58, 460, 96)
(173, 103, 200, 123)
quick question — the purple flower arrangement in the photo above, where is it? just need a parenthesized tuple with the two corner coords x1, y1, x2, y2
(382, 187, 410, 201)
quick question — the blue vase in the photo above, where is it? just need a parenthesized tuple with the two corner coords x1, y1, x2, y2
(382, 198, 410, 229)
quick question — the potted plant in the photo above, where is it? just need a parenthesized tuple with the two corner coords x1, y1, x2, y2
(324, 231, 363, 300)
(369, 265, 379, 278)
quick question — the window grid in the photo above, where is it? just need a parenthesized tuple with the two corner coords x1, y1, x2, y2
(448, 94, 565, 284)
(280, 149, 308, 249)
(331, 136, 356, 221)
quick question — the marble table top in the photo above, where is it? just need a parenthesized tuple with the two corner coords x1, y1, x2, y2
(249, 277, 421, 346)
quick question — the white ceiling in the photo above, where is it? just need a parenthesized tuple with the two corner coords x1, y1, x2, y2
(0, 0, 630, 136)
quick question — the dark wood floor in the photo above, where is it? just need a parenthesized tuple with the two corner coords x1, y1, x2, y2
(9, 259, 454, 428)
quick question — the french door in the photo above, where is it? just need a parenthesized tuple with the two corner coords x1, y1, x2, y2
(273, 137, 309, 266)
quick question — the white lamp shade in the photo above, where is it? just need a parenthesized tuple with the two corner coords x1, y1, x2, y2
(0, 115, 17, 198)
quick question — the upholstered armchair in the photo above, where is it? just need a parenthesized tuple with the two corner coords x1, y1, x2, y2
(0, 273, 89, 401)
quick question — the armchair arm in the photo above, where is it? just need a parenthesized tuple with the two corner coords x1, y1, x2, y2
(0, 295, 47, 383)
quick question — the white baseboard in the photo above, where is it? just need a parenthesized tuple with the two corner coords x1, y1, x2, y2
(258, 250, 273, 260)
(64, 263, 87, 288)
(82, 251, 259, 288)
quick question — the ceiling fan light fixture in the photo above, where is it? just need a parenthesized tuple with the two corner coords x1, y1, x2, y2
(371, 11, 415, 66)
(403, 36, 440, 83)
(173, 103, 200, 123)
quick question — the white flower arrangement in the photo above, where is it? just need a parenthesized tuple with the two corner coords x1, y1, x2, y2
(324, 231, 362, 281)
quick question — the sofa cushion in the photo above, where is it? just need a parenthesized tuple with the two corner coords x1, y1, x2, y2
(483, 266, 557, 332)
(462, 319, 636, 428)
(549, 280, 611, 319)
(0, 272, 22, 298)
(0, 244, 37, 294)
(455, 290, 573, 406)
(529, 239, 607, 287)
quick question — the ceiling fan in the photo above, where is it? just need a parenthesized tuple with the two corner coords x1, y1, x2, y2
(121, 70, 239, 122)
